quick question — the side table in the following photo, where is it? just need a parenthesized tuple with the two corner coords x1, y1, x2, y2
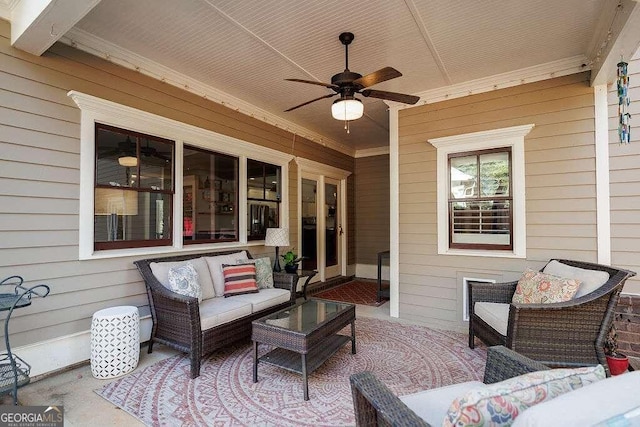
(377, 250, 390, 303)
(279, 270, 317, 300)
(91, 306, 140, 379)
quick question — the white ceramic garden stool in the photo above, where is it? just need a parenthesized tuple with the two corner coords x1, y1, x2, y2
(90, 306, 140, 379)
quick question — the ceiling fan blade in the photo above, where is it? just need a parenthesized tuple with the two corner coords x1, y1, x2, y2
(285, 78, 339, 90)
(284, 94, 336, 112)
(361, 89, 420, 105)
(353, 67, 402, 88)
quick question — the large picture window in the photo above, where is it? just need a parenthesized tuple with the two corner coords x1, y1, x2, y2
(94, 124, 174, 250)
(247, 159, 281, 240)
(448, 148, 512, 250)
(183, 145, 238, 244)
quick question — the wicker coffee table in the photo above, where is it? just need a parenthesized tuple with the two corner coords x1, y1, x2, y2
(252, 298, 356, 400)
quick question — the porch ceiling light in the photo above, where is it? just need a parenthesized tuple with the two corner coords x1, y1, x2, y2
(331, 98, 363, 121)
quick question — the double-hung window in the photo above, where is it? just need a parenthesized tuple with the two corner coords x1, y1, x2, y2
(247, 159, 281, 240)
(429, 124, 533, 258)
(448, 148, 512, 250)
(94, 124, 174, 250)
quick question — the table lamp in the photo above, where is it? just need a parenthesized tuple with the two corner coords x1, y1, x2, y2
(95, 188, 139, 241)
(264, 228, 289, 272)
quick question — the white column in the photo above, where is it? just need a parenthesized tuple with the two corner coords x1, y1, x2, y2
(594, 84, 611, 265)
(389, 108, 400, 318)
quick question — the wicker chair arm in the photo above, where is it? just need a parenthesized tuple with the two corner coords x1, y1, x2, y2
(272, 272, 297, 301)
(350, 371, 431, 427)
(483, 346, 548, 384)
(469, 280, 517, 305)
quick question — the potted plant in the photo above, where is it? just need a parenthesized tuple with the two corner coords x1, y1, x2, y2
(604, 324, 629, 375)
(281, 249, 304, 273)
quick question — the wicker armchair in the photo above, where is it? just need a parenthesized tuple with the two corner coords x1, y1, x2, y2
(468, 259, 635, 375)
(350, 346, 548, 427)
(134, 250, 297, 378)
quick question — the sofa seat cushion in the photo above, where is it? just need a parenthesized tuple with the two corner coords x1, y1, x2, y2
(400, 381, 485, 426)
(150, 257, 216, 300)
(542, 260, 610, 298)
(444, 365, 606, 427)
(227, 288, 291, 313)
(512, 371, 640, 427)
(474, 302, 510, 336)
(198, 297, 252, 331)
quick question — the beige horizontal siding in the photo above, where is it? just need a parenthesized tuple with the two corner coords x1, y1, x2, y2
(398, 72, 599, 330)
(354, 155, 390, 265)
(609, 56, 640, 294)
(0, 19, 354, 348)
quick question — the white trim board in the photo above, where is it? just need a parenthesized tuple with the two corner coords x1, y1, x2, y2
(405, 55, 588, 107)
(61, 28, 354, 157)
(13, 315, 153, 379)
(355, 146, 390, 158)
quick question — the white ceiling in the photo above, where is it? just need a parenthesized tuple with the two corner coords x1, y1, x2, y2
(66, 0, 608, 152)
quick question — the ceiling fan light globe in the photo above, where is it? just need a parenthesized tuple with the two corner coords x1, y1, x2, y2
(331, 98, 363, 121)
(118, 156, 138, 167)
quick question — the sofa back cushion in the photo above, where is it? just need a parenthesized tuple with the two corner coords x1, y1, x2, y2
(222, 263, 258, 297)
(150, 257, 216, 300)
(542, 260, 610, 299)
(204, 251, 249, 297)
(512, 268, 581, 304)
(443, 365, 605, 427)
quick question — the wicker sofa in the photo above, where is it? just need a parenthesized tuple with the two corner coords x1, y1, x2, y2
(468, 259, 635, 375)
(134, 250, 297, 378)
(350, 346, 640, 426)
(350, 346, 548, 426)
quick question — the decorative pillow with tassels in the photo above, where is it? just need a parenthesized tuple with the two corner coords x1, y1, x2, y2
(167, 262, 202, 303)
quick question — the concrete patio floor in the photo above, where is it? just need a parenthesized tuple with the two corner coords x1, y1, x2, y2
(2, 300, 393, 426)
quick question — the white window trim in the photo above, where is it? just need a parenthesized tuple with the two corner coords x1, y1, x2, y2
(69, 91, 293, 260)
(428, 124, 534, 259)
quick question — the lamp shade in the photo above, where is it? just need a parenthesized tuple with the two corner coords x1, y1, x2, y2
(118, 156, 138, 167)
(95, 188, 139, 216)
(264, 228, 289, 247)
(331, 98, 364, 121)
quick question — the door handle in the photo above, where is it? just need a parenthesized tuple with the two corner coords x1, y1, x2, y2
(339, 225, 344, 236)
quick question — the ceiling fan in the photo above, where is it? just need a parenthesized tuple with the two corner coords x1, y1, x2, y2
(284, 32, 420, 125)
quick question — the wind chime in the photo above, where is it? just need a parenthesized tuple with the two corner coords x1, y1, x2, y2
(617, 60, 631, 144)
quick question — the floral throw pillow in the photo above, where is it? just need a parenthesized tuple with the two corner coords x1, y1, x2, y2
(512, 268, 581, 304)
(240, 257, 274, 289)
(222, 263, 259, 297)
(443, 365, 605, 427)
(167, 263, 202, 303)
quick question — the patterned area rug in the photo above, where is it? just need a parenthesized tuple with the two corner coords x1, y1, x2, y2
(96, 318, 486, 426)
(313, 280, 388, 306)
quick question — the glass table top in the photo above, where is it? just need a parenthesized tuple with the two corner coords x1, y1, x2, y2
(256, 299, 353, 334)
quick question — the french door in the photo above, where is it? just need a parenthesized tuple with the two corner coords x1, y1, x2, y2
(300, 174, 343, 280)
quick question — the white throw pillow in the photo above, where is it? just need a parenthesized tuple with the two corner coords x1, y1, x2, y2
(204, 251, 249, 297)
(543, 260, 610, 298)
(167, 263, 202, 302)
(149, 257, 215, 300)
(241, 257, 274, 289)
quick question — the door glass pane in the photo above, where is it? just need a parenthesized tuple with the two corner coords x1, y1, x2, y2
(301, 179, 317, 270)
(325, 183, 338, 267)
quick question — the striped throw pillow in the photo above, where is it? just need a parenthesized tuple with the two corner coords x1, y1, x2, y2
(222, 263, 259, 297)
